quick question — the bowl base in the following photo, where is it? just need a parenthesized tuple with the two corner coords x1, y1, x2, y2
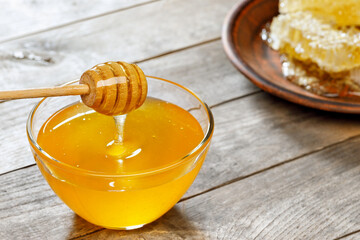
(102, 224, 145, 230)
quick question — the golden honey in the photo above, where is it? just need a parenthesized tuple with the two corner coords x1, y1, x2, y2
(269, 11, 360, 73)
(35, 97, 205, 229)
(279, 0, 360, 26)
(265, 2, 360, 99)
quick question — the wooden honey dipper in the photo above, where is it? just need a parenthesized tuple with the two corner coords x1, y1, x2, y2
(0, 61, 148, 115)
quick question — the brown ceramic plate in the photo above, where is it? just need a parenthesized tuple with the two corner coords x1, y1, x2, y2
(222, 0, 360, 113)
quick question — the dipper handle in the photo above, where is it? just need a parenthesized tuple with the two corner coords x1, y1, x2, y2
(0, 61, 148, 116)
(0, 84, 89, 100)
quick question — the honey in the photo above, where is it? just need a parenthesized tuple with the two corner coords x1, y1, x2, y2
(280, 56, 360, 99)
(268, 12, 360, 73)
(35, 97, 205, 229)
(264, 5, 360, 99)
(279, 0, 360, 26)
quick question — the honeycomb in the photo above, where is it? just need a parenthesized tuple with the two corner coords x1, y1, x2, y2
(269, 11, 360, 73)
(279, 0, 360, 26)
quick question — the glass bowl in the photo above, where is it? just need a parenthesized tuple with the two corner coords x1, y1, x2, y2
(26, 76, 214, 230)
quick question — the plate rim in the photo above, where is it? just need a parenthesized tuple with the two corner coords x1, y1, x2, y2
(222, 0, 360, 114)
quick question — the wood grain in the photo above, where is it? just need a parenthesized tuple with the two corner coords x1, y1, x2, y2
(3, 75, 360, 238)
(184, 92, 360, 198)
(0, 99, 38, 174)
(3, 129, 360, 239)
(338, 231, 360, 240)
(2, 0, 360, 239)
(0, 0, 248, 175)
(79, 137, 360, 239)
(0, 0, 238, 91)
(0, 166, 102, 240)
(0, 40, 258, 175)
(3, 87, 360, 196)
(0, 0, 152, 42)
(139, 40, 258, 106)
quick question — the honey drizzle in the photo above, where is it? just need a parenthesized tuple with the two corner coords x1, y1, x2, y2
(106, 114, 128, 164)
(114, 115, 126, 143)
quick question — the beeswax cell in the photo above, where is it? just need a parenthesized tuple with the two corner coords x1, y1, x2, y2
(279, 0, 360, 26)
(269, 11, 360, 73)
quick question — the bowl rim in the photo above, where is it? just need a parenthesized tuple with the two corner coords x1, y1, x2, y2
(27, 76, 214, 178)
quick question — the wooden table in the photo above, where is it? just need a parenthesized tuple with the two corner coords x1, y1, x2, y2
(1, 0, 360, 239)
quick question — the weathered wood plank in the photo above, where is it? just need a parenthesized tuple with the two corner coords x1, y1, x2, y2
(80, 137, 360, 239)
(184, 92, 360, 198)
(339, 231, 360, 240)
(0, 99, 39, 173)
(0, 0, 238, 91)
(2, 1, 360, 239)
(3, 85, 360, 194)
(0, 0, 152, 42)
(0, 166, 102, 240)
(0, 40, 257, 175)
(139, 40, 257, 106)
(2, 95, 360, 239)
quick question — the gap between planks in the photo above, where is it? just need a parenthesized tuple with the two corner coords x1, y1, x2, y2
(1, 95, 359, 238)
(180, 134, 360, 203)
(1, 1, 359, 237)
(335, 229, 360, 240)
(0, 89, 261, 178)
(0, 163, 36, 177)
(135, 37, 221, 64)
(0, 37, 221, 106)
(0, 0, 161, 45)
(69, 134, 360, 240)
(4, 79, 359, 237)
(0, 91, 355, 184)
(70, 229, 106, 240)
(209, 90, 261, 108)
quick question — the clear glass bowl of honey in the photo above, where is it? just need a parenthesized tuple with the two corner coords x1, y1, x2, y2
(26, 76, 214, 230)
